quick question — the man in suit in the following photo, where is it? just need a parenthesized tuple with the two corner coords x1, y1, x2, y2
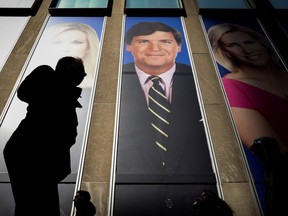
(113, 21, 218, 216)
(116, 21, 215, 181)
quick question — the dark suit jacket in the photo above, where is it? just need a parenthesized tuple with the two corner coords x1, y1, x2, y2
(116, 62, 216, 184)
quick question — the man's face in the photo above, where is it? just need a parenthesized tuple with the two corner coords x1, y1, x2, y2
(126, 31, 181, 75)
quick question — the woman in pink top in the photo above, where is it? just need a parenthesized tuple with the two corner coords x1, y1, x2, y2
(208, 23, 288, 153)
(208, 23, 288, 216)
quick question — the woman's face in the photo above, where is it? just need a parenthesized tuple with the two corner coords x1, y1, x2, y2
(51, 29, 89, 60)
(220, 31, 270, 67)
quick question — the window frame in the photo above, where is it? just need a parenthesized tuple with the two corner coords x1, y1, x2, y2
(124, 0, 186, 17)
(48, 0, 114, 16)
(0, 0, 42, 16)
(195, 0, 255, 17)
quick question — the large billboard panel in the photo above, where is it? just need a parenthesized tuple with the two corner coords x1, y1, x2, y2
(111, 16, 218, 216)
(0, 16, 105, 216)
(201, 16, 288, 216)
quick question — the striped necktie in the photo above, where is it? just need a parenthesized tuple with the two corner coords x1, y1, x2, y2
(148, 76, 171, 166)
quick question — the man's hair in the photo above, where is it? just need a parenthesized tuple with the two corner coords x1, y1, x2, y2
(56, 56, 84, 74)
(76, 190, 91, 202)
(124, 22, 182, 45)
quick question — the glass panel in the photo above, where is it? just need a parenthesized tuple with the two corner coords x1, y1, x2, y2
(56, 0, 108, 8)
(0, 0, 35, 8)
(196, 0, 249, 9)
(278, 19, 288, 35)
(126, 0, 182, 8)
(114, 184, 218, 216)
(269, 0, 288, 9)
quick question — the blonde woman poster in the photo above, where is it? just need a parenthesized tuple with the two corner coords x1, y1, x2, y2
(0, 16, 104, 216)
(202, 16, 288, 216)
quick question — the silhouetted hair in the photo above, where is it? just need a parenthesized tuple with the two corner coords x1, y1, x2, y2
(75, 190, 91, 202)
(125, 22, 182, 45)
(192, 190, 234, 216)
(56, 56, 86, 86)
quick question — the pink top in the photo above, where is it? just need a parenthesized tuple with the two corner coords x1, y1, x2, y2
(222, 76, 288, 144)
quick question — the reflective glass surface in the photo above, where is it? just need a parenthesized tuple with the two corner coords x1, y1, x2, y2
(269, 0, 288, 9)
(0, 0, 35, 7)
(56, 0, 108, 8)
(196, 0, 250, 9)
(126, 0, 182, 8)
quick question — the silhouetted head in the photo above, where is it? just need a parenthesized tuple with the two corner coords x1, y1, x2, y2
(192, 190, 234, 216)
(55, 56, 86, 86)
(73, 190, 91, 206)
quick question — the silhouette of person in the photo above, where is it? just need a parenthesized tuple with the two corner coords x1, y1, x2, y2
(73, 190, 96, 216)
(191, 189, 234, 216)
(3, 56, 86, 216)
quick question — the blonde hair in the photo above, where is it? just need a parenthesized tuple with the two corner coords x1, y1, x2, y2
(208, 23, 277, 72)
